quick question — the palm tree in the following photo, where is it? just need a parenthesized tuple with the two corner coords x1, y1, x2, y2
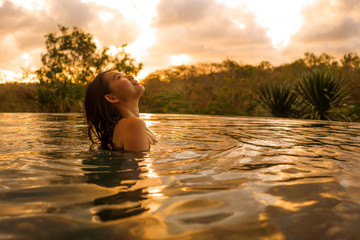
(296, 69, 349, 120)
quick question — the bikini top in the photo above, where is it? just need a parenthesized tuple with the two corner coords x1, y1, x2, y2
(146, 127, 158, 145)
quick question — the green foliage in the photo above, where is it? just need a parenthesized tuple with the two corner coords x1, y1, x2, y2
(296, 70, 350, 120)
(140, 70, 190, 113)
(0, 83, 38, 112)
(257, 79, 297, 118)
(348, 102, 360, 121)
(303, 52, 338, 69)
(34, 25, 142, 112)
(37, 82, 85, 112)
(139, 53, 359, 121)
(9, 48, 359, 121)
(37, 25, 96, 84)
(340, 53, 360, 69)
(257, 69, 353, 121)
(140, 61, 261, 116)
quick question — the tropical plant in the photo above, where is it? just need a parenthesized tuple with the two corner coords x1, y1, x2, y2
(296, 69, 349, 120)
(35, 25, 142, 112)
(257, 79, 297, 118)
(37, 82, 85, 112)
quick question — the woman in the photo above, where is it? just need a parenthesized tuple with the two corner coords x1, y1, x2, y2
(84, 70, 157, 151)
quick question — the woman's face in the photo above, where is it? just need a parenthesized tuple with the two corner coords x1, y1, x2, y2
(103, 71, 145, 102)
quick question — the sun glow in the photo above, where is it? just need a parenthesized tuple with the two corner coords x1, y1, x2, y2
(217, 0, 314, 47)
(232, 19, 245, 29)
(137, 69, 149, 80)
(171, 54, 190, 66)
(83, 0, 159, 60)
(107, 45, 119, 55)
(0, 70, 18, 83)
(106, 46, 150, 80)
(0, 70, 36, 83)
(21, 53, 31, 67)
(98, 11, 114, 23)
(93, 37, 102, 49)
(114, 0, 160, 60)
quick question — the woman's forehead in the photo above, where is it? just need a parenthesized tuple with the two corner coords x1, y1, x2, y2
(104, 71, 124, 80)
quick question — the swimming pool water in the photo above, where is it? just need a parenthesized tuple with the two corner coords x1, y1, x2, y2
(0, 113, 360, 239)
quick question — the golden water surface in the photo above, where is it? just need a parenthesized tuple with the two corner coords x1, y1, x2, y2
(0, 113, 360, 239)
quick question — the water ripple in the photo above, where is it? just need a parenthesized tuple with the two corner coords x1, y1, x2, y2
(0, 113, 360, 239)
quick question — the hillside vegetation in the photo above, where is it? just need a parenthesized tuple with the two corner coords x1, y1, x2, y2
(1, 52, 359, 122)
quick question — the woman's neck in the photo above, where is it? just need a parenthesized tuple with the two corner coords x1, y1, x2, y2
(114, 100, 140, 118)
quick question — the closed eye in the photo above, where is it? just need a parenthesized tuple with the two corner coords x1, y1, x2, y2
(113, 73, 124, 80)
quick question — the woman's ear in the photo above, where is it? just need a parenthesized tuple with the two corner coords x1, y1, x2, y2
(104, 94, 120, 103)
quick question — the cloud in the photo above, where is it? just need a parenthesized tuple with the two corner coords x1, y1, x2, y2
(1, 0, 360, 81)
(0, 1, 53, 42)
(48, 0, 95, 27)
(146, 0, 272, 69)
(285, 0, 360, 60)
(154, 0, 210, 27)
(0, 0, 140, 72)
(0, 0, 92, 70)
(337, 0, 360, 13)
(293, 0, 360, 43)
(49, 0, 140, 46)
(0, 1, 47, 70)
(87, 7, 139, 47)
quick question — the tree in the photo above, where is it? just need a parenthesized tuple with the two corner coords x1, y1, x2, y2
(35, 25, 142, 112)
(303, 52, 338, 69)
(341, 53, 360, 69)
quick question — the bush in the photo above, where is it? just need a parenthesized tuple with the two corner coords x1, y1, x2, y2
(296, 70, 350, 120)
(257, 79, 297, 118)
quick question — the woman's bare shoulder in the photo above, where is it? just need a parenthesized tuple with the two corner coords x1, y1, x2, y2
(114, 117, 146, 135)
(115, 117, 146, 130)
(113, 117, 149, 151)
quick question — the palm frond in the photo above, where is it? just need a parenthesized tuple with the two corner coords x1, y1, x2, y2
(296, 69, 349, 120)
(257, 79, 296, 118)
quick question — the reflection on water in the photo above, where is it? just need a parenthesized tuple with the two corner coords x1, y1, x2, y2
(82, 151, 148, 222)
(0, 113, 360, 239)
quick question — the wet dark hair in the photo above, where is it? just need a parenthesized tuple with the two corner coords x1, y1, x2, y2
(83, 71, 122, 150)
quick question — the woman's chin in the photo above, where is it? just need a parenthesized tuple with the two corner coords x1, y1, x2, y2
(137, 85, 145, 96)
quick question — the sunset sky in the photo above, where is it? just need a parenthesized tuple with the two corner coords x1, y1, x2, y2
(0, 0, 359, 82)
